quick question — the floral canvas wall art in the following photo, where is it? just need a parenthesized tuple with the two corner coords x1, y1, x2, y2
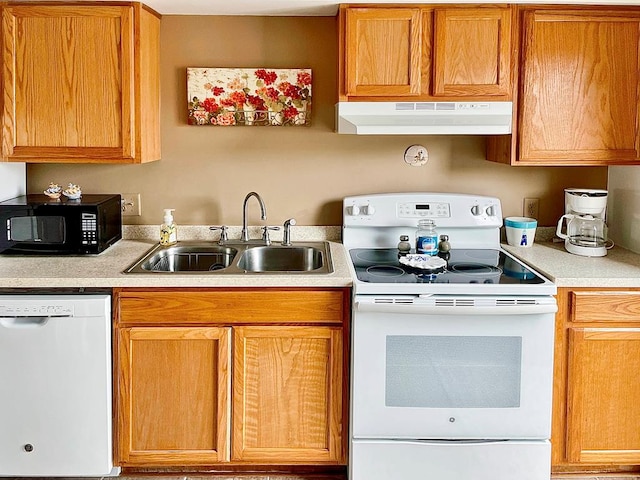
(187, 68, 312, 126)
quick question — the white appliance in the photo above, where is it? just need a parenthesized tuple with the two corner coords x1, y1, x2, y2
(0, 163, 26, 201)
(0, 294, 119, 477)
(336, 101, 513, 135)
(343, 192, 557, 480)
(556, 188, 610, 257)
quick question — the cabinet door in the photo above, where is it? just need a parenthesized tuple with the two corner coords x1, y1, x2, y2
(233, 326, 345, 464)
(344, 8, 422, 97)
(518, 10, 640, 165)
(432, 7, 512, 97)
(2, 5, 135, 162)
(117, 327, 231, 465)
(566, 327, 640, 463)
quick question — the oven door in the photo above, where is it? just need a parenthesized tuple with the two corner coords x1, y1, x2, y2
(351, 295, 557, 440)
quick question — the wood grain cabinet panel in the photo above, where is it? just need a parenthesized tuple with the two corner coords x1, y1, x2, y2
(117, 289, 346, 325)
(553, 288, 640, 472)
(566, 328, 640, 464)
(488, 7, 640, 166)
(344, 7, 422, 97)
(1, 3, 160, 163)
(232, 326, 345, 463)
(117, 326, 231, 465)
(114, 288, 349, 467)
(433, 7, 511, 97)
(570, 291, 640, 322)
(340, 5, 513, 101)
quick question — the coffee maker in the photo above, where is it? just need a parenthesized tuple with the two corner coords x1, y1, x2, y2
(556, 188, 610, 257)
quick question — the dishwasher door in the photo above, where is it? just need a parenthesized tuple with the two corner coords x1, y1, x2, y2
(0, 294, 115, 476)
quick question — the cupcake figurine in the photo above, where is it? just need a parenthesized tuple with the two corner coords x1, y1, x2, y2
(62, 183, 82, 199)
(43, 182, 62, 199)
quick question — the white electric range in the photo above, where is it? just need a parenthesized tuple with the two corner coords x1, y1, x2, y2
(343, 192, 557, 480)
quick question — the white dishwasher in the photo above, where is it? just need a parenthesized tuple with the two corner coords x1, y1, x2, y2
(0, 294, 118, 476)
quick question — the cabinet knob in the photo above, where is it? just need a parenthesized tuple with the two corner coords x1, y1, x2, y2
(24, 443, 34, 452)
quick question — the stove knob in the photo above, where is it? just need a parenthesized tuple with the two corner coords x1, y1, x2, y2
(362, 204, 376, 215)
(486, 205, 497, 217)
(471, 205, 482, 216)
(348, 205, 361, 216)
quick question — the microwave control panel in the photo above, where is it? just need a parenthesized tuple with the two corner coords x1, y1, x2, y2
(81, 212, 98, 245)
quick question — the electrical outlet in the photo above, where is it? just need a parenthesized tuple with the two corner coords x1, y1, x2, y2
(524, 198, 539, 219)
(122, 193, 141, 216)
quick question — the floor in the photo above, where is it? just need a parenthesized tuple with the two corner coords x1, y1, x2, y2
(8, 475, 640, 480)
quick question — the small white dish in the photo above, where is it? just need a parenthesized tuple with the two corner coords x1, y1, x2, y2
(62, 183, 82, 199)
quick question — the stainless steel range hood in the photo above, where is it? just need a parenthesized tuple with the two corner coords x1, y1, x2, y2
(336, 101, 513, 135)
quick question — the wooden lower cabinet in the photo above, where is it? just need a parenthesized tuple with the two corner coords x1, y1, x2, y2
(114, 288, 349, 468)
(117, 326, 231, 465)
(553, 288, 640, 472)
(233, 326, 344, 463)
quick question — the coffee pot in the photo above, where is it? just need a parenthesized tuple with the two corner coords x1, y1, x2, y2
(556, 188, 612, 257)
(556, 213, 608, 256)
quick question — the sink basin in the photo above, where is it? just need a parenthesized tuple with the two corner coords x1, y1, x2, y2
(237, 245, 325, 272)
(124, 241, 332, 274)
(125, 244, 238, 273)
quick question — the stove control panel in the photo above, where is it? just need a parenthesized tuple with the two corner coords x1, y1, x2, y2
(343, 193, 503, 228)
(398, 202, 450, 218)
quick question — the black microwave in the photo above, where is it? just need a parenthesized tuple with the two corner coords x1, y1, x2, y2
(0, 194, 122, 255)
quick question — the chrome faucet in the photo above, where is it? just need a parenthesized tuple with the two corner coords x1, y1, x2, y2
(282, 218, 296, 246)
(241, 191, 267, 242)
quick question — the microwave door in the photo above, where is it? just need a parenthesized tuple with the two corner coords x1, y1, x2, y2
(9, 216, 65, 243)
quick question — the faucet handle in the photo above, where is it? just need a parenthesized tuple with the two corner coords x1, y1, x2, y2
(261, 225, 280, 246)
(282, 218, 297, 246)
(209, 225, 229, 245)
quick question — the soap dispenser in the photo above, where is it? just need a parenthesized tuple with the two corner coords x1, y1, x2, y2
(160, 208, 177, 246)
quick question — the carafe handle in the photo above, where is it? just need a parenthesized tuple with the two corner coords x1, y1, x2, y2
(556, 214, 574, 239)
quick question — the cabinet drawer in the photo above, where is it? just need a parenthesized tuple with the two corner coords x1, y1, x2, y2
(570, 291, 640, 322)
(117, 288, 348, 325)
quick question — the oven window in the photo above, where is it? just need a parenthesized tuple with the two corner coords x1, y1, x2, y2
(9, 216, 65, 243)
(385, 335, 522, 408)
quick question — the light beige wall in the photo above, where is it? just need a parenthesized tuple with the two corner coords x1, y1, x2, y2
(27, 15, 607, 228)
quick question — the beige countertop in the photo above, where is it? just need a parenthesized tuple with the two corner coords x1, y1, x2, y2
(5, 224, 640, 289)
(0, 226, 353, 289)
(503, 238, 640, 288)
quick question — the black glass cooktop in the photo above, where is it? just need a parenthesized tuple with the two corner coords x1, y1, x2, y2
(349, 248, 546, 285)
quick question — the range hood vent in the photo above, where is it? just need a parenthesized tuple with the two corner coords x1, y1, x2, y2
(336, 101, 513, 135)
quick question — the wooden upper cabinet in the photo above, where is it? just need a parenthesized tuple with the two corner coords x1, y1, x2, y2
(344, 7, 422, 97)
(1, 3, 161, 163)
(340, 5, 513, 101)
(433, 7, 512, 97)
(501, 8, 640, 166)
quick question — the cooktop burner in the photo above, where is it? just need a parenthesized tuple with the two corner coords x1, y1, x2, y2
(349, 248, 546, 285)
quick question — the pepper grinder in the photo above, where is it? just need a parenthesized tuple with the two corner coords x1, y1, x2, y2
(438, 234, 451, 260)
(398, 235, 412, 256)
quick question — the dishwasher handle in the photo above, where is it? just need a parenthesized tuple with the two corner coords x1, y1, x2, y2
(0, 316, 52, 328)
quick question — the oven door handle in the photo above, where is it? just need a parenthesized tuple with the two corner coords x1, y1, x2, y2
(355, 302, 557, 316)
(391, 439, 510, 445)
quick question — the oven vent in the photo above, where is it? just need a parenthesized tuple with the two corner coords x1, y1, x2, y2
(496, 298, 538, 306)
(373, 297, 415, 304)
(434, 298, 475, 307)
(429, 298, 541, 307)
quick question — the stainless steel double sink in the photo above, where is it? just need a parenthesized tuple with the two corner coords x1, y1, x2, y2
(124, 241, 332, 274)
